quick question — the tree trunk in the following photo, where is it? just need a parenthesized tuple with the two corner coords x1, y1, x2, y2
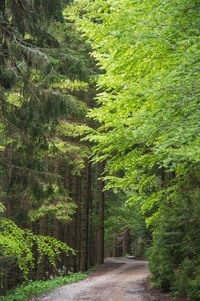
(97, 163, 104, 264)
(71, 175, 79, 272)
(37, 216, 47, 279)
(76, 176, 81, 271)
(80, 163, 90, 271)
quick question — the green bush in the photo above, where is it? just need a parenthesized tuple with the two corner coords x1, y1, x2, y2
(172, 259, 200, 301)
(149, 187, 200, 299)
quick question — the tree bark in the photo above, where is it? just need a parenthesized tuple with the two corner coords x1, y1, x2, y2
(80, 162, 90, 271)
(97, 162, 105, 264)
(37, 216, 47, 279)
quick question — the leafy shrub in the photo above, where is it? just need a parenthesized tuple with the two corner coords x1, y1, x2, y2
(172, 258, 200, 300)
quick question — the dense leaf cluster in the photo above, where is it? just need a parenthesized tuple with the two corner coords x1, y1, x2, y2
(0, 217, 74, 276)
(73, 0, 200, 298)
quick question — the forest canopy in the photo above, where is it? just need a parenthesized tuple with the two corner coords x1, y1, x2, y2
(1, 0, 200, 300)
(72, 0, 200, 299)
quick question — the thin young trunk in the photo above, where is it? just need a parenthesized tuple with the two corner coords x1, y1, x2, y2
(63, 164, 71, 272)
(88, 166, 96, 267)
(53, 157, 61, 274)
(70, 175, 79, 272)
(37, 216, 47, 279)
(63, 222, 70, 272)
(80, 164, 89, 271)
(85, 162, 91, 268)
(97, 162, 105, 264)
(122, 229, 129, 256)
(76, 176, 81, 271)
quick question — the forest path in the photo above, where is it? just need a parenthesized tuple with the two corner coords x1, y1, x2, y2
(29, 258, 171, 301)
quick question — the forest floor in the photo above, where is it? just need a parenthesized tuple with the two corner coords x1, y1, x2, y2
(29, 257, 173, 301)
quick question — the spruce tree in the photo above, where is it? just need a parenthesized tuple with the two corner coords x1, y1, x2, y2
(0, 0, 99, 287)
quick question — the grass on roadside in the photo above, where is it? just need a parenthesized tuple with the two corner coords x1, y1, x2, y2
(1, 272, 87, 301)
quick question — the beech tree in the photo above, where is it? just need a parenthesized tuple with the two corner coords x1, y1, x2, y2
(73, 0, 200, 299)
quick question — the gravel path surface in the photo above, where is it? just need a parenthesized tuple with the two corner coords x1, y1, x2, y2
(29, 257, 172, 301)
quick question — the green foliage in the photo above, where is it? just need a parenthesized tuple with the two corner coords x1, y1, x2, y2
(0, 1, 99, 297)
(0, 0, 96, 223)
(104, 192, 149, 257)
(29, 201, 77, 222)
(149, 184, 200, 298)
(0, 218, 75, 277)
(0, 202, 5, 213)
(72, 0, 200, 299)
(1, 272, 87, 301)
(73, 0, 200, 197)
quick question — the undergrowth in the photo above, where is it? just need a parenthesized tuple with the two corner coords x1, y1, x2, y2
(1, 272, 87, 301)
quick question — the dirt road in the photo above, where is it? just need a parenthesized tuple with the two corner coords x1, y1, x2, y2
(29, 258, 172, 301)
